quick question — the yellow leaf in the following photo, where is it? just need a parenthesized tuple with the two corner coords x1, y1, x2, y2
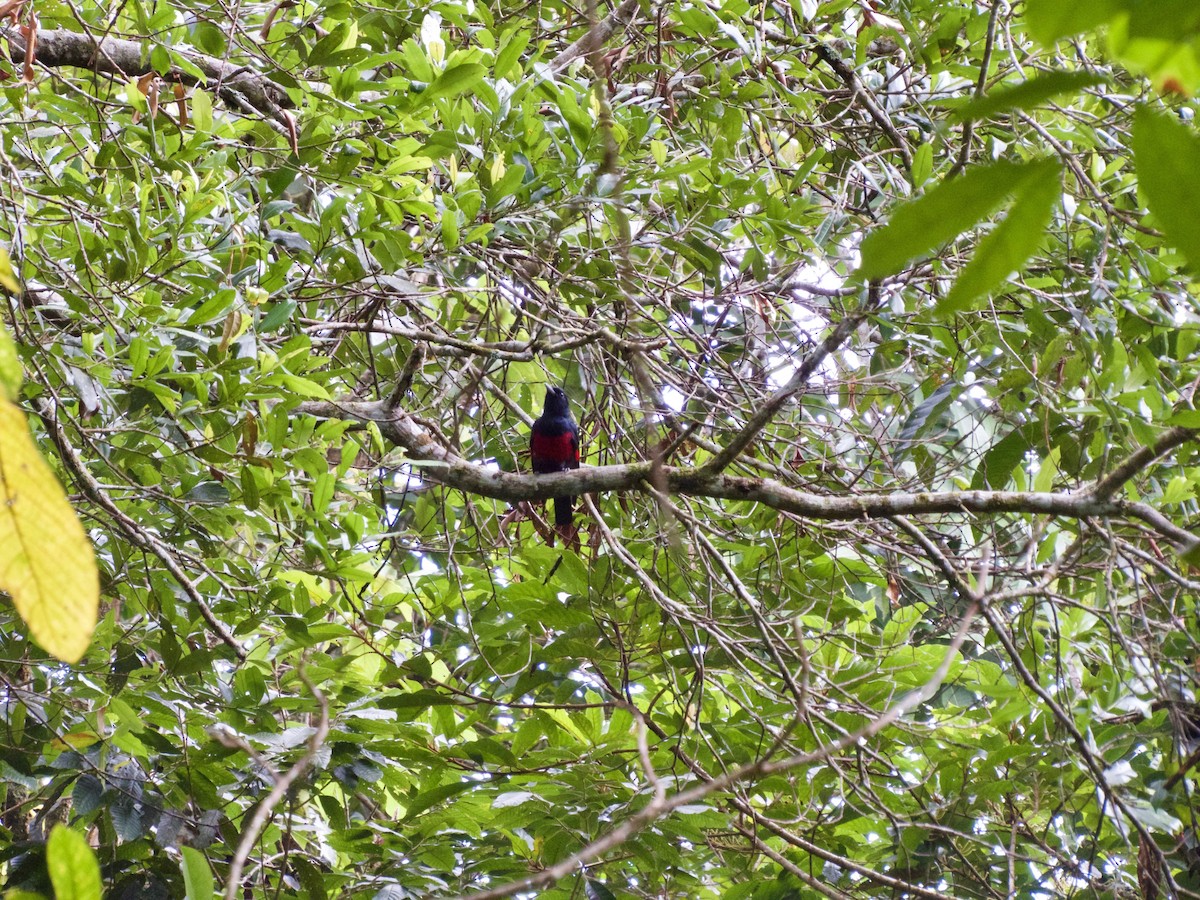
(0, 322, 22, 401)
(0, 246, 19, 293)
(52, 731, 101, 751)
(0, 400, 99, 662)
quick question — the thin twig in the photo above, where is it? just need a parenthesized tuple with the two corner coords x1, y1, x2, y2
(548, 0, 643, 74)
(452, 602, 977, 900)
(34, 398, 246, 659)
(224, 663, 330, 900)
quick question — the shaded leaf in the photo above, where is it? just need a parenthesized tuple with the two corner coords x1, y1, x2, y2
(180, 847, 215, 900)
(859, 159, 1051, 279)
(1133, 107, 1200, 270)
(954, 71, 1106, 122)
(937, 159, 1061, 314)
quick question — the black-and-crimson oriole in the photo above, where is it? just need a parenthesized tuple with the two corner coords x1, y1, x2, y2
(530, 386, 580, 532)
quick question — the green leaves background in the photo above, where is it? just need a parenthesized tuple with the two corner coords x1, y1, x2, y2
(1, 0, 1200, 899)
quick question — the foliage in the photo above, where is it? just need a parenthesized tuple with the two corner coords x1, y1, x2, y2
(4, 0, 1200, 898)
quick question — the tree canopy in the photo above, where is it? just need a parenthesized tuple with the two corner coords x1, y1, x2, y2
(5, 0, 1200, 897)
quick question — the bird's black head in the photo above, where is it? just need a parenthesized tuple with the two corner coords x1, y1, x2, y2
(543, 386, 570, 418)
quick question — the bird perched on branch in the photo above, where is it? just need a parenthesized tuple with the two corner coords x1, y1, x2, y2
(530, 386, 580, 544)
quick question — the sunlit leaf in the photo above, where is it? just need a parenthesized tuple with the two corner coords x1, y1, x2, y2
(0, 400, 99, 663)
(47, 826, 102, 900)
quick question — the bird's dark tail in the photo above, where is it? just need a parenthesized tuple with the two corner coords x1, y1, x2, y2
(553, 495, 575, 526)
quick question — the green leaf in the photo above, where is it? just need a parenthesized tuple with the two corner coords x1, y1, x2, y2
(1024, 0, 1123, 44)
(308, 23, 350, 66)
(47, 825, 102, 900)
(954, 72, 1106, 122)
(896, 382, 959, 459)
(910, 142, 933, 187)
(859, 159, 1049, 279)
(495, 30, 530, 77)
(191, 89, 213, 132)
(181, 846, 216, 900)
(937, 159, 1061, 314)
(425, 63, 487, 103)
(1133, 106, 1200, 271)
(1033, 446, 1061, 493)
(972, 428, 1031, 490)
(0, 244, 20, 293)
(259, 300, 297, 332)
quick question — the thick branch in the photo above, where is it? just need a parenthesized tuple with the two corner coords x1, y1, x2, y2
(3, 26, 292, 120)
(294, 398, 1197, 547)
(548, 0, 642, 73)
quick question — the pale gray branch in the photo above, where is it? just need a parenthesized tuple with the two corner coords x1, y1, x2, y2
(294, 398, 1198, 548)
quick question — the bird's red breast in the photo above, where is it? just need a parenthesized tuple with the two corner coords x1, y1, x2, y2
(531, 429, 579, 468)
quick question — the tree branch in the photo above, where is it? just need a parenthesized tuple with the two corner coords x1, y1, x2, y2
(452, 603, 976, 900)
(35, 398, 247, 659)
(813, 44, 912, 170)
(548, 0, 643, 73)
(223, 663, 330, 900)
(1087, 425, 1196, 500)
(293, 398, 1198, 548)
(699, 290, 878, 476)
(3, 26, 292, 122)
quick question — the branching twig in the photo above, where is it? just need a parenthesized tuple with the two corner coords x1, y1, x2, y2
(224, 663, 330, 900)
(35, 398, 246, 659)
(452, 602, 977, 900)
(813, 44, 912, 170)
(699, 285, 881, 476)
(1087, 425, 1196, 500)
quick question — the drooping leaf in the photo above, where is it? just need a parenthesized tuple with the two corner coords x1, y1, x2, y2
(859, 159, 1051, 279)
(0, 320, 21, 401)
(954, 71, 1106, 122)
(1133, 106, 1200, 270)
(0, 245, 20, 293)
(1024, 0, 1123, 44)
(180, 847, 216, 900)
(937, 159, 1061, 314)
(971, 428, 1031, 490)
(0, 400, 99, 663)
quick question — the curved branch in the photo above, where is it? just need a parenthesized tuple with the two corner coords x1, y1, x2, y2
(294, 398, 1198, 547)
(36, 398, 247, 659)
(812, 44, 912, 170)
(3, 26, 292, 122)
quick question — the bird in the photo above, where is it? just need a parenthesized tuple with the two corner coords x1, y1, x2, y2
(530, 386, 580, 542)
